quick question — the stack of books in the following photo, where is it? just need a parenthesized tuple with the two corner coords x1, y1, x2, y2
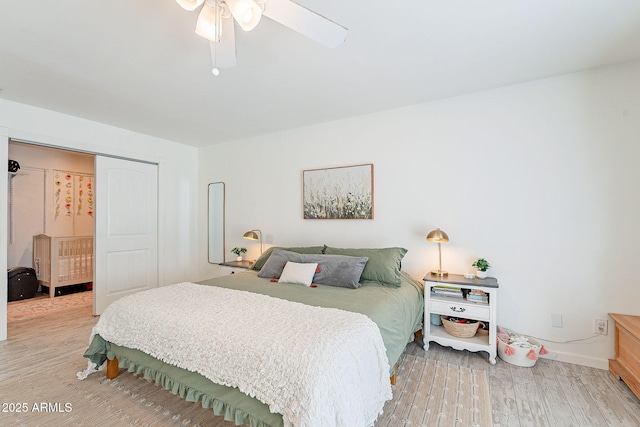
(431, 286, 463, 299)
(466, 289, 488, 303)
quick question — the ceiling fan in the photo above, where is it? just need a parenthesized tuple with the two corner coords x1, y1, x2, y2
(176, 0, 348, 75)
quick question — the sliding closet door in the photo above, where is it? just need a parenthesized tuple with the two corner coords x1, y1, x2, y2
(94, 156, 158, 315)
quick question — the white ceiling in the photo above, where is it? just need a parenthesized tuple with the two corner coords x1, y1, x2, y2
(1, 0, 640, 148)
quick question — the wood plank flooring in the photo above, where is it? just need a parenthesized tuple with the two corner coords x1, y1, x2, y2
(2, 305, 639, 426)
(406, 339, 640, 426)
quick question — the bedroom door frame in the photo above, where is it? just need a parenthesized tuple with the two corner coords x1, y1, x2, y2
(1, 136, 160, 340)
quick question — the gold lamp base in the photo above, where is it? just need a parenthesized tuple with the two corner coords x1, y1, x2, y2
(431, 270, 448, 277)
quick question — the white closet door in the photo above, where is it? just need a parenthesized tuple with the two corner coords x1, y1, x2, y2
(94, 156, 158, 315)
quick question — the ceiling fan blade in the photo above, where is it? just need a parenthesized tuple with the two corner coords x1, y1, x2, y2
(262, 0, 348, 48)
(209, 15, 237, 69)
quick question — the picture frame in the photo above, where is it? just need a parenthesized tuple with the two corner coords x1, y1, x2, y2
(303, 164, 374, 219)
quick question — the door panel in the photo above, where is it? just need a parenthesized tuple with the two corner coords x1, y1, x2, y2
(94, 157, 158, 314)
(105, 250, 150, 293)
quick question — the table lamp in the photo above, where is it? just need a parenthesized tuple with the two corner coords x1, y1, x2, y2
(426, 228, 449, 277)
(243, 229, 263, 255)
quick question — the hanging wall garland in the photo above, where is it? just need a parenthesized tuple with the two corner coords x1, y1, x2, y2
(77, 175, 84, 216)
(53, 170, 94, 220)
(64, 173, 73, 216)
(86, 177, 94, 216)
(54, 172, 61, 218)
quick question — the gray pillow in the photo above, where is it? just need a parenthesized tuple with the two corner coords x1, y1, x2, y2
(258, 249, 368, 289)
(251, 245, 326, 271)
(324, 246, 408, 287)
(307, 253, 368, 289)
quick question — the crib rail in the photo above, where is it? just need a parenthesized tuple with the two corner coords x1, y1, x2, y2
(33, 234, 94, 298)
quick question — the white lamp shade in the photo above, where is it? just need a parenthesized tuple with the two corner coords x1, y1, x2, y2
(195, 3, 221, 42)
(225, 0, 262, 31)
(176, 0, 205, 11)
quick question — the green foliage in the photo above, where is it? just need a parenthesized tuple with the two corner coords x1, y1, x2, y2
(472, 258, 491, 271)
(231, 247, 247, 255)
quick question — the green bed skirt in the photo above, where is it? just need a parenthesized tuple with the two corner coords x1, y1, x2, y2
(84, 334, 284, 427)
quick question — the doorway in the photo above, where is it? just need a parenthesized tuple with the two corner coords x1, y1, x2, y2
(7, 141, 95, 322)
(4, 138, 160, 338)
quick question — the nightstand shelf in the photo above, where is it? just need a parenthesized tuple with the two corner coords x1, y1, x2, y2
(424, 274, 499, 364)
(429, 324, 490, 347)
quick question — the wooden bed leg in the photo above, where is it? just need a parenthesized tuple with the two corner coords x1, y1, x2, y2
(390, 364, 397, 385)
(106, 358, 119, 379)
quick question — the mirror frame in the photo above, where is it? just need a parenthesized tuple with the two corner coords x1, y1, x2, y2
(208, 182, 225, 263)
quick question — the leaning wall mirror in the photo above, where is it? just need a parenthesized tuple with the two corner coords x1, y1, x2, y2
(208, 182, 225, 263)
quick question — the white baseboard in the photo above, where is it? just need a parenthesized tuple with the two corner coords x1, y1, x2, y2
(539, 349, 609, 370)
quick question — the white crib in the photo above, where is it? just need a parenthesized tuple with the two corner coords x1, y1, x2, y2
(33, 234, 94, 298)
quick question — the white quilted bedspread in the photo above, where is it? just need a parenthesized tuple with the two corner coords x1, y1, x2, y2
(91, 282, 392, 427)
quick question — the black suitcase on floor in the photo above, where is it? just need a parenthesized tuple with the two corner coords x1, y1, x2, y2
(8, 267, 39, 302)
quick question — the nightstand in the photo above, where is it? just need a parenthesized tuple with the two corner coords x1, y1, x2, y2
(424, 274, 499, 364)
(218, 260, 254, 275)
(220, 260, 254, 269)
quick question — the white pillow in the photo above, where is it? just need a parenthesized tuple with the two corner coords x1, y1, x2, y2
(278, 261, 318, 286)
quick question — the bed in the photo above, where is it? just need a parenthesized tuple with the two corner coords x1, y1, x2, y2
(33, 234, 94, 297)
(81, 246, 423, 427)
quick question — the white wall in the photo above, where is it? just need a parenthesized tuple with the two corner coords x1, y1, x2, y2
(1, 99, 199, 341)
(198, 61, 640, 369)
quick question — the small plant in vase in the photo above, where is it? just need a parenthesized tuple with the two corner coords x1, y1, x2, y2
(231, 247, 247, 261)
(472, 258, 491, 279)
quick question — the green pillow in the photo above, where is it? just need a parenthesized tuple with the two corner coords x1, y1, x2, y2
(251, 245, 326, 271)
(323, 246, 408, 287)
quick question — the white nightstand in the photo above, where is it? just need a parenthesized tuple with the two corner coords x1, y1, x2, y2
(423, 274, 499, 364)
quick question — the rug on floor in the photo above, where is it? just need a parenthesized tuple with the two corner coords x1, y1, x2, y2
(7, 290, 92, 322)
(1, 353, 492, 427)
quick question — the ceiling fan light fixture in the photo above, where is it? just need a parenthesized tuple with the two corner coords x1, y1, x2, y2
(225, 0, 262, 31)
(195, 1, 223, 42)
(176, 0, 205, 12)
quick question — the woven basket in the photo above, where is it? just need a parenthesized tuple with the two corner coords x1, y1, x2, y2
(441, 316, 480, 338)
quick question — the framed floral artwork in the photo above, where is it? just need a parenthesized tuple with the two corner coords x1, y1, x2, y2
(303, 164, 374, 219)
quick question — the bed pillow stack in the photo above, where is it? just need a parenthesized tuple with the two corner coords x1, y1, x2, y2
(251, 246, 326, 271)
(258, 249, 368, 289)
(324, 246, 407, 287)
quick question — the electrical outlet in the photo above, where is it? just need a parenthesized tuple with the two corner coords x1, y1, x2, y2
(594, 318, 608, 335)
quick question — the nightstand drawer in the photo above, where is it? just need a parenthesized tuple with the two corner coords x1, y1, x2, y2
(430, 299, 490, 320)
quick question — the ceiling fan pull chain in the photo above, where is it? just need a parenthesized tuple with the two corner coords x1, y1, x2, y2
(220, 1, 232, 19)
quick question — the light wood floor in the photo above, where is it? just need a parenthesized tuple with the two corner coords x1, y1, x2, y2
(2, 305, 639, 427)
(406, 339, 640, 426)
